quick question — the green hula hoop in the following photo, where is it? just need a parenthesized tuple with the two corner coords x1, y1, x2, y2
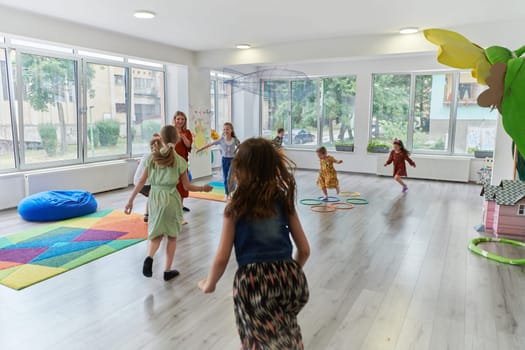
(346, 198, 368, 205)
(468, 237, 525, 265)
(300, 198, 323, 206)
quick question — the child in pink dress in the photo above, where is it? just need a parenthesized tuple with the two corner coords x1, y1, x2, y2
(384, 138, 416, 192)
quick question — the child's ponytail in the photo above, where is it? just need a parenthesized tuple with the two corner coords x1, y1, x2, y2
(151, 125, 178, 167)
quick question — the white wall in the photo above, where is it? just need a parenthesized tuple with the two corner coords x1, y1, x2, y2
(166, 64, 190, 123)
(233, 89, 260, 141)
(187, 66, 213, 179)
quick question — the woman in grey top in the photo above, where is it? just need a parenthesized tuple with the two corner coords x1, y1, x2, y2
(197, 122, 240, 199)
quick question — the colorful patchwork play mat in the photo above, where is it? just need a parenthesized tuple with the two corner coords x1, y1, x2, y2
(0, 209, 147, 290)
(189, 181, 226, 202)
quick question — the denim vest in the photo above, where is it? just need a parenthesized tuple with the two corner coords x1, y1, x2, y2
(234, 208, 293, 266)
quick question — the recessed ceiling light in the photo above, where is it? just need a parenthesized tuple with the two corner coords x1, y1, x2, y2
(134, 10, 156, 19)
(236, 44, 251, 49)
(399, 27, 419, 34)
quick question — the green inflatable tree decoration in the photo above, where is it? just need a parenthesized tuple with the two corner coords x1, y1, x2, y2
(424, 29, 525, 172)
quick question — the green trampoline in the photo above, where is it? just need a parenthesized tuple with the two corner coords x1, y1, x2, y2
(468, 237, 525, 265)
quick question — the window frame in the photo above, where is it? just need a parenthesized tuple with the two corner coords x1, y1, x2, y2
(0, 47, 18, 171)
(210, 71, 234, 132)
(259, 74, 357, 150)
(518, 204, 525, 216)
(13, 48, 83, 170)
(81, 59, 130, 163)
(0, 35, 167, 174)
(369, 70, 496, 156)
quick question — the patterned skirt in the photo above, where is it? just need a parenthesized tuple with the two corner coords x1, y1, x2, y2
(233, 260, 309, 350)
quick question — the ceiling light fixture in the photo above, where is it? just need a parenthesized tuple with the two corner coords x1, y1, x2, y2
(399, 27, 419, 35)
(134, 10, 156, 19)
(236, 44, 251, 49)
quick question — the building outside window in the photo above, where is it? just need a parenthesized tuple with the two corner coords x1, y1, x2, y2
(131, 69, 164, 155)
(14, 52, 79, 165)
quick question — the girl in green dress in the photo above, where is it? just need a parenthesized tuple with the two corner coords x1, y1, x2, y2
(125, 125, 212, 281)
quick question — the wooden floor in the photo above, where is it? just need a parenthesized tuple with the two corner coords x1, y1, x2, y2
(1, 171, 525, 350)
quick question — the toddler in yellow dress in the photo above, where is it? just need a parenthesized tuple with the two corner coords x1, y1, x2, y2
(316, 146, 343, 200)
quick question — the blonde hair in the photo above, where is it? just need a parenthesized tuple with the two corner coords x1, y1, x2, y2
(150, 125, 179, 167)
(173, 111, 188, 131)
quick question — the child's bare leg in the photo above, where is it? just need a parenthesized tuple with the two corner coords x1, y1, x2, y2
(336, 186, 340, 195)
(165, 237, 177, 270)
(394, 175, 406, 187)
(163, 237, 180, 281)
(147, 236, 162, 257)
(321, 187, 328, 199)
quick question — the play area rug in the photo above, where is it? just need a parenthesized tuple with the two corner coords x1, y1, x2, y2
(189, 181, 226, 202)
(0, 209, 147, 290)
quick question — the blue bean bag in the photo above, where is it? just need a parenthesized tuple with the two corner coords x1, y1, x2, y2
(18, 190, 98, 222)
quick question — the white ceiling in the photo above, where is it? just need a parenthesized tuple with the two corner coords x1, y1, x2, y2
(0, 0, 523, 51)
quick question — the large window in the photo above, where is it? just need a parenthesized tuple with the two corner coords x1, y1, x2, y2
(210, 72, 232, 131)
(412, 73, 453, 152)
(371, 72, 497, 155)
(261, 80, 289, 140)
(260, 76, 356, 147)
(85, 63, 127, 159)
(454, 73, 498, 154)
(15, 52, 79, 165)
(291, 80, 318, 145)
(0, 36, 166, 173)
(371, 74, 410, 144)
(321, 77, 356, 147)
(0, 49, 15, 170)
(131, 68, 164, 155)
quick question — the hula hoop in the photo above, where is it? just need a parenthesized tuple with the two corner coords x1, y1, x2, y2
(310, 205, 336, 213)
(469, 237, 525, 265)
(329, 202, 355, 210)
(300, 198, 323, 206)
(346, 198, 369, 205)
(318, 196, 340, 203)
(339, 191, 361, 198)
